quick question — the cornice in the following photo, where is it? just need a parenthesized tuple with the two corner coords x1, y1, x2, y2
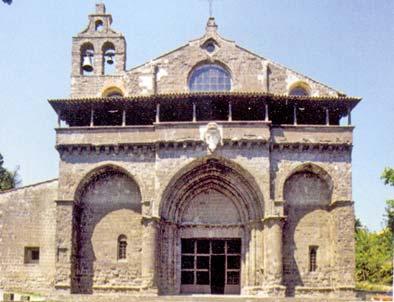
(56, 140, 352, 156)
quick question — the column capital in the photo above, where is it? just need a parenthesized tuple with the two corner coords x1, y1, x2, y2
(262, 215, 286, 223)
(330, 200, 354, 209)
(141, 215, 161, 224)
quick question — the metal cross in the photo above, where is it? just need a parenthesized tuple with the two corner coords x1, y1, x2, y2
(208, 0, 214, 17)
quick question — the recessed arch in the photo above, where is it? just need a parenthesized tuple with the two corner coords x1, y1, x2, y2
(71, 164, 143, 294)
(289, 81, 311, 96)
(160, 157, 264, 224)
(188, 61, 232, 92)
(74, 164, 141, 203)
(282, 162, 333, 203)
(102, 86, 124, 98)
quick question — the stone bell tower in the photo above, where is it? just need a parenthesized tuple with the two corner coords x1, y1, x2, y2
(71, 3, 126, 97)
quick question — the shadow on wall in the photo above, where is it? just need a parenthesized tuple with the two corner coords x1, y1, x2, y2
(282, 169, 332, 297)
(71, 168, 142, 294)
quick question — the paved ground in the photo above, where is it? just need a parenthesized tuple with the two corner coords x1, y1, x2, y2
(45, 294, 367, 302)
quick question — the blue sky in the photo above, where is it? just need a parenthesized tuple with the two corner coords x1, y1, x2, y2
(0, 1, 392, 230)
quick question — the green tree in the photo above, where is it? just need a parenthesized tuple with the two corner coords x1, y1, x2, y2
(381, 167, 394, 234)
(0, 153, 20, 191)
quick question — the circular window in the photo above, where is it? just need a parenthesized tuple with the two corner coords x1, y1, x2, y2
(189, 64, 231, 92)
(205, 42, 216, 53)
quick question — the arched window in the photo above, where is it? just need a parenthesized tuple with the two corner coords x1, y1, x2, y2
(118, 235, 127, 260)
(289, 82, 310, 96)
(189, 64, 231, 92)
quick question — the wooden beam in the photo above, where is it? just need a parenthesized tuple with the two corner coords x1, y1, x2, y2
(90, 108, 94, 127)
(156, 103, 160, 123)
(193, 102, 196, 122)
(228, 101, 232, 122)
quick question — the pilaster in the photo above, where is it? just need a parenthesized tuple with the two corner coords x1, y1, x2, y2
(54, 199, 74, 291)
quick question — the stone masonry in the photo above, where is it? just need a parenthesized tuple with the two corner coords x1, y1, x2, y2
(0, 4, 360, 301)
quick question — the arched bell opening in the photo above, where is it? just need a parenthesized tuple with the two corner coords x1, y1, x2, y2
(102, 41, 116, 75)
(158, 158, 264, 295)
(70, 165, 142, 294)
(80, 43, 95, 76)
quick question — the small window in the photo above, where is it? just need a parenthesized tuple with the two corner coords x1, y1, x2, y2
(24, 247, 40, 264)
(309, 246, 318, 272)
(118, 235, 127, 260)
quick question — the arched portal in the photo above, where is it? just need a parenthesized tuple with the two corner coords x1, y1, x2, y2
(71, 165, 142, 294)
(159, 158, 264, 295)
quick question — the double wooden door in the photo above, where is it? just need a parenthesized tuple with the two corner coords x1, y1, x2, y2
(180, 238, 241, 295)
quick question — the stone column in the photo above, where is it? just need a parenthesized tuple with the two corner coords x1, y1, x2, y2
(263, 216, 286, 296)
(141, 216, 159, 292)
(54, 200, 74, 291)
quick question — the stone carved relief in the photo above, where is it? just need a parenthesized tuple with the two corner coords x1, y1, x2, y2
(202, 122, 223, 154)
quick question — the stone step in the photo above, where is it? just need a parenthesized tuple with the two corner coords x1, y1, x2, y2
(48, 294, 365, 302)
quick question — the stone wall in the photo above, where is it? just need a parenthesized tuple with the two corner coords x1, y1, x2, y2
(0, 179, 58, 293)
(283, 172, 333, 295)
(70, 8, 341, 98)
(71, 172, 143, 293)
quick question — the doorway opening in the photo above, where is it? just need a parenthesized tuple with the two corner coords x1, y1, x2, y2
(180, 238, 241, 295)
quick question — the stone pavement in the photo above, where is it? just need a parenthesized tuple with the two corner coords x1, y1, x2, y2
(47, 294, 366, 302)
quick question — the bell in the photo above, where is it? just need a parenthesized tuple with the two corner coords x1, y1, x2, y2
(82, 55, 93, 72)
(106, 54, 114, 65)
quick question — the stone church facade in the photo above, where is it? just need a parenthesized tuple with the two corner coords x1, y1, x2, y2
(0, 4, 360, 299)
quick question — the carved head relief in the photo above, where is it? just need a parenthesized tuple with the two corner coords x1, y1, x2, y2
(202, 122, 223, 154)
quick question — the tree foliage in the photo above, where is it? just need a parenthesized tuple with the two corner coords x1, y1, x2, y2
(381, 167, 394, 234)
(355, 167, 394, 287)
(355, 226, 393, 285)
(0, 153, 20, 191)
(2, 0, 12, 4)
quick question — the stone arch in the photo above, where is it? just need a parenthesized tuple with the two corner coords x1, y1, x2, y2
(158, 157, 264, 294)
(71, 164, 143, 294)
(288, 81, 311, 96)
(282, 163, 334, 296)
(160, 157, 264, 223)
(101, 86, 124, 97)
(74, 164, 142, 203)
(282, 162, 333, 204)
